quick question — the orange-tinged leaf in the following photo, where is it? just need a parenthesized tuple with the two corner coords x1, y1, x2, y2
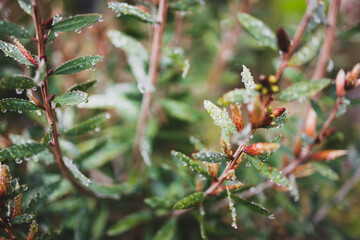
(243, 143, 280, 156)
(310, 150, 347, 161)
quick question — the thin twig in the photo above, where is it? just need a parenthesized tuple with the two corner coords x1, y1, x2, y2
(30, 0, 94, 197)
(313, 167, 360, 224)
(132, 0, 168, 163)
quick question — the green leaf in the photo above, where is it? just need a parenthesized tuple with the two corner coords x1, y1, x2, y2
(0, 143, 47, 161)
(144, 197, 173, 210)
(198, 206, 208, 240)
(0, 40, 33, 66)
(67, 79, 97, 92)
(162, 47, 190, 78)
(232, 194, 274, 217)
(310, 99, 324, 121)
(12, 214, 34, 224)
(87, 182, 125, 199)
(108, 2, 156, 24)
(263, 112, 288, 129)
(107, 30, 149, 93)
(171, 0, 203, 12)
(173, 192, 205, 210)
(51, 14, 102, 32)
(41, 123, 53, 145)
(0, 20, 31, 39)
(289, 30, 323, 66)
(0, 98, 40, 113)
(241, 65, 256, 90)
(217, 88, 258, 106)
(63, 157, 92, 186)
(64, 113, 109, 136)
(247, 156, 293, 190)
(152, 218, 177, 240)
(192, 152, 230, 163)
(276, 79, 332, 101)
(0, 76, 37, 90)
(237, 13, 277, 50)
(161, 99, 198, 122)
(312, 162, 339, 181)
(107, 212, 152, 236)
(203, 100, 237, 134)
(52, 55, 103, 75)
(17, 0, 31, 15)
(171, 151, 210, 178)
(53, 91, 88, 106)
(339, 23, 360, 40)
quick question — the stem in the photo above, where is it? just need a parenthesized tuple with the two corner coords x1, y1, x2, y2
(207, 0, 252, 93)
(133, 0, 168, 162)
(30, 0, 93, 197)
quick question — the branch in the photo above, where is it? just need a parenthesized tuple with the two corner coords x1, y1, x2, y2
(132, 0, 168, 163)
(30, 0, 94, 197)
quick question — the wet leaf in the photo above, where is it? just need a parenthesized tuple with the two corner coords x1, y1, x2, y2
(263, 112, 288, 129)
(161, 99, 198, 122)
(67, 79, 97, 92)
(0, 76, 37, 90)
(53, 91, 88, 106)
(0, 98, 40, 112)
(12, 214, 34, 224)
(51, 14, 102, 32)
(52, 55, 103, 75)
(204, 100, 237, 134)
(237, 13, 277, 50)
(40, 123, 53, 145)
(0, 143, 47, 161)
(217, 88, 258, 106)
(171, 0, 203, 12)
(0, 40, 33, 66)
(107, 30, 149, 93)
(87, 182, 125, 199)
(173, 192, 205, 210)
(276, 79, 332, 101)
(247, 156, 293, 190)
(310, 99, 324, 121)
(232, 194, 274, 217)
(108, 2, 156, 24)
(107, 212, 152, 236)
(310, 150, 347, 162)
(17, 0, 31, 15)
(64, 113, 108, 136)
(192, 152, 230, 163)
(152, 218, 177, 240)
(162, 47, 190, 78)
(0, 20, 31, 39)
(289, 30, 323, 66)
(312, 162, 339, 181)
(171, 151, 210, 177)
(63, 157, 92, 186)
(241, 65, 256, 90)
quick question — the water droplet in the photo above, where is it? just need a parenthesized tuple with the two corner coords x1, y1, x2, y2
(95, 127, 100, 132)
(245, 161, 251, 167)
(18, 110, 22, 114)
(99, 16, 104, 22)
(15, 159, 23, 164)
(75, 29, 82, 34)
(268, 214, 275, 220)
(16, 89, 24, 94)
(54, 32, 59, 37)
(88, 24, 93, 29)
(32, 86, 37, 91)
(105, 113, 111, 119)
(90, 66, 95, 71)
(1, 109, 7, 113)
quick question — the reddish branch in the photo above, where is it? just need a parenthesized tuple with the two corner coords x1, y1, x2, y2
(30, 0, 93, 196)
(133, 0, 168, 162)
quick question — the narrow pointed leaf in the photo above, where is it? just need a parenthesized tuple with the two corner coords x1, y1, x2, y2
(108, 2, 156, 24)
(17, 0, 31, 15)
(0, 143, 47, 161)
(241, 65, 256, 90)
(0, 98, 40, 112)
(217, 88, 258, 106)
(64, 113, 108, 136)
(0, 76, 37, 90)
(276, 79, 332, 101)
(237, 13, 277, 50)
(67, 80, 97, 92)
(192, 152, 230, 163)
(51, 14, 102, 32)
(63, 157, 92, 186)
(87, 182, 125, 199)
(171, 0, 203, 12)
(173, 192, 205, 210)
(312, 162, 339, 181)
(0, 40, 33, 66)
(52, 55, 103, 75)
(204, 100, 237, 133)
(163, 47, 190, 78)
(53, 91, 88, 106)
(41, 123, 53, 145)
(12, 214, 34, 224)
(310, 99, 324, 120)
(266, 112, 288, 128)
(289, 30, 323, 66)
(247, 156, 292, 190)
(0, 20, 31, 39)
(107, 212, 152, 236)
(161, 99, 198, 122)
(232, 194, 274, 217)
(152, 218, 177, 240)
(107, 30, 149, 93)
(171, 151, 210, 178)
